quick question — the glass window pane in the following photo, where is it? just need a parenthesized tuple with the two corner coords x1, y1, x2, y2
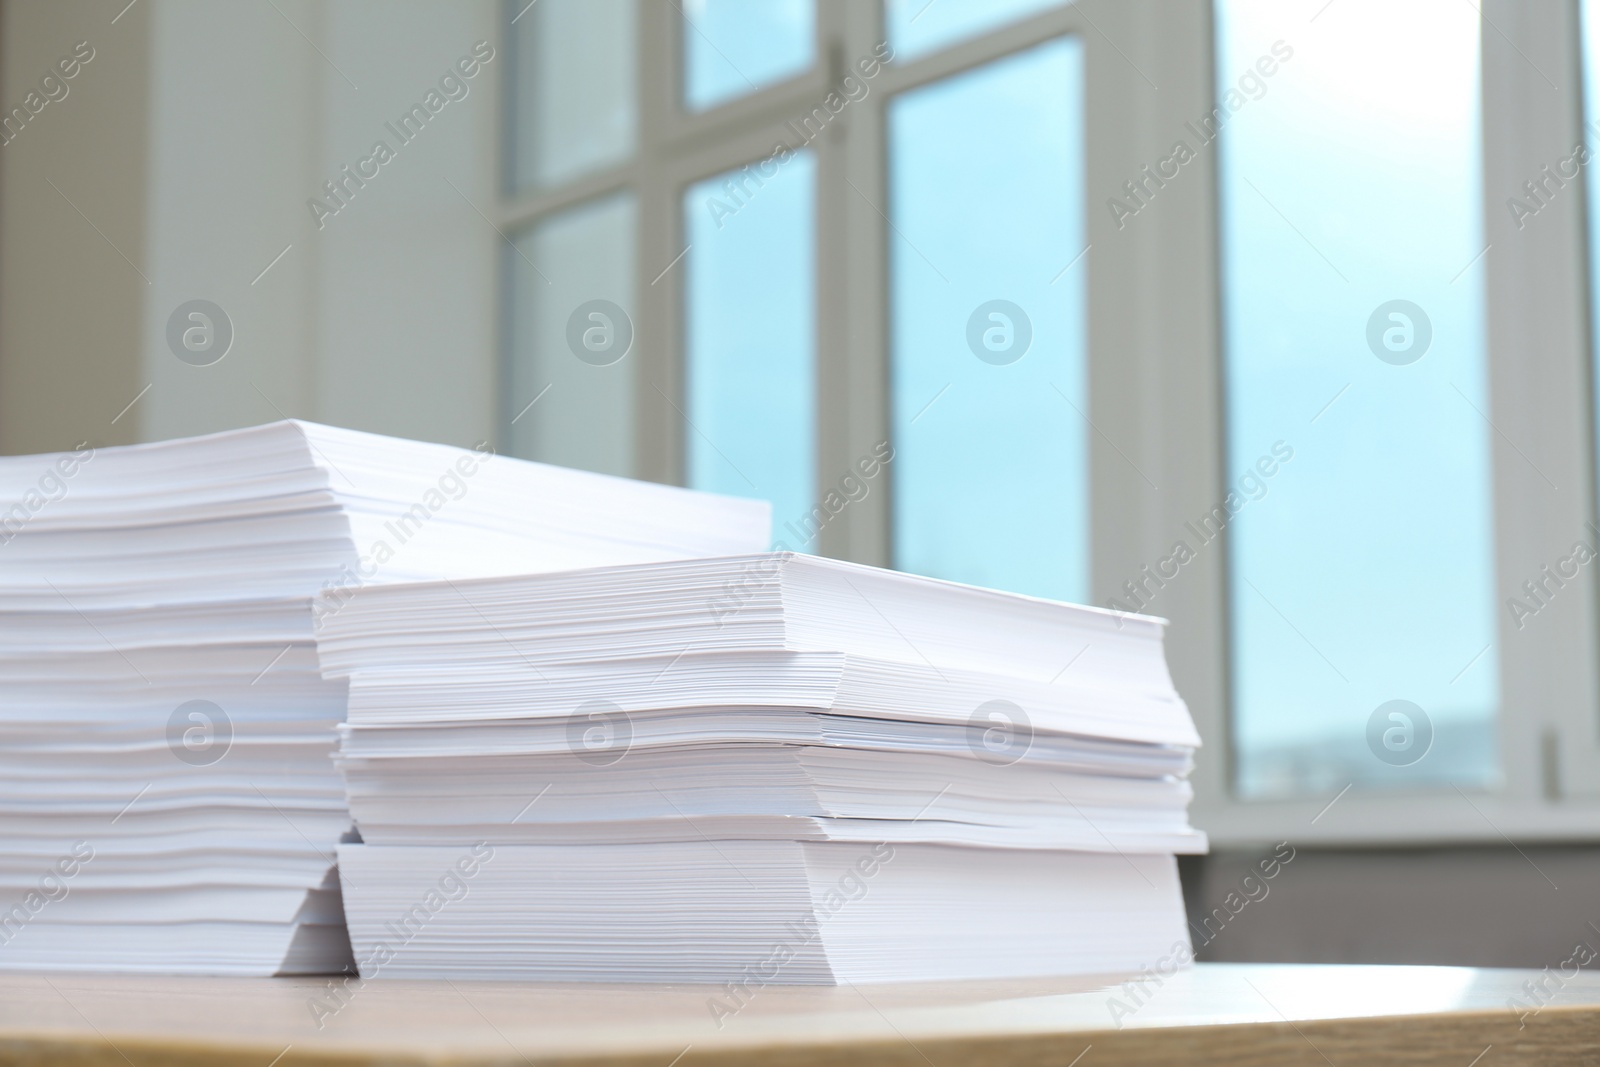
(888, 37, 1088, 603)
(885, 0, 1066, 63)
(1217, 0, 1497, 797)
(508, 0, 636, 191)
(684, 153, 816, 547)
(682, 0, 814, 113)
(507, 195, 637, 477)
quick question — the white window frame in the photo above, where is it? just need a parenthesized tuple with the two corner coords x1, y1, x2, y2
(496, 0, 1600, 848)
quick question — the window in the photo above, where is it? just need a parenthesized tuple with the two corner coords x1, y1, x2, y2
(506, 195, 637, 477)
(683, 153, 817, 543)
(885, 0, 1068, 62)
(1216, 0, 1497, 797)
(500, 0, 1600, 846)
(888, 37, 1089, 601)
(500, 0, 1097, 590)
(506, 0, 636, 191)
(1188, 0, 1600, 842)
(682, 0, 815, 111)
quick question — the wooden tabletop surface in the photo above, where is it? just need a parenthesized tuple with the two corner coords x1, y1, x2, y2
(1, 963, 1597, 1066)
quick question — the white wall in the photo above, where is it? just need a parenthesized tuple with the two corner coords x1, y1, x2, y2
(0, 0, 149, 454)
(0, 0, 501, 456)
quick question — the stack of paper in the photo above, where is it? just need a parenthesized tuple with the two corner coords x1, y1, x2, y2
(0, 421, 767, 974)
(322, 554, 1207, 983)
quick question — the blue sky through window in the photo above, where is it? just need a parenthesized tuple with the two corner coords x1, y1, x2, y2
(684, 152, 817, 548)
(888, 36, 1089, 604)
(1217, 0, 1498, 797)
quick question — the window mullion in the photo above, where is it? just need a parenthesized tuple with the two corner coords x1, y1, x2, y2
(635, 0, 683, 486)
(1083, 2, 1230, 818)
(809, 0, 886, 565)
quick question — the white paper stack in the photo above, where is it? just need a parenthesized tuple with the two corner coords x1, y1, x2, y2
(0, 421, 767, 975)
(321, 554, 1207, 984)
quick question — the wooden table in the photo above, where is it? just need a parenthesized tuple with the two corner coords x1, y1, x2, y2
(1, 963, 1597, 1066)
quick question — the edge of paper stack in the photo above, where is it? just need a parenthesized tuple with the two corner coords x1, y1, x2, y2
(321, 552, 1206, 985)
(0, 419, 1206, 985)
(0, 420, 766, 975)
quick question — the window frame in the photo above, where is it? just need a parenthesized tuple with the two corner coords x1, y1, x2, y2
(496, 0, 1600, 848)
